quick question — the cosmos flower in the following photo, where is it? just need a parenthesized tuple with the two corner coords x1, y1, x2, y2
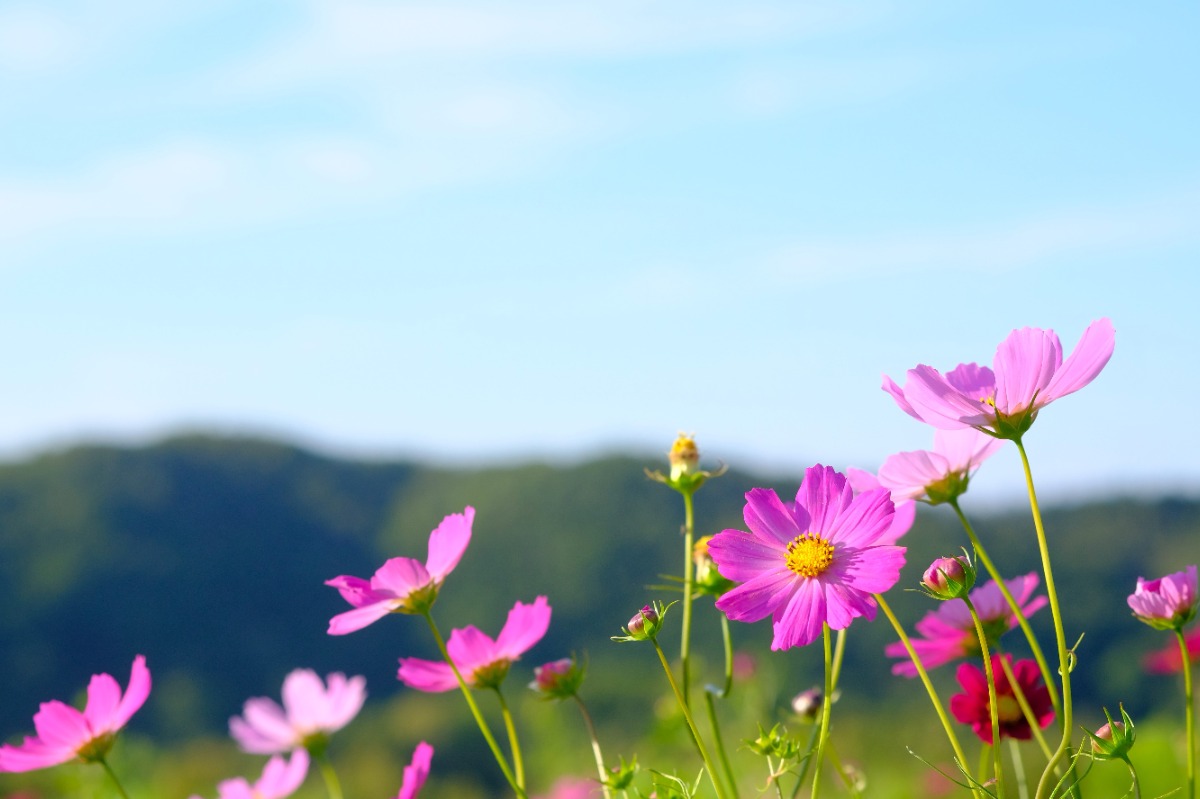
(230, 669, 366, 755)
(883, 318, 1115, 439)
(398, 597, 551, 691)
(0, 655, 150, 772)
(326, 507, 474, 634)
(1128, 565, 1199, 631)
(707, 465, 906, 650)
(1144, 627, 1200, 675)
(885, 573, 1047, 677)
(395, 742, 434, 799)
(950, 655, 1054, 744)
(190, 750, 309, 799)
(877, 428, 1004, 505)
(845, 467, 915, 544)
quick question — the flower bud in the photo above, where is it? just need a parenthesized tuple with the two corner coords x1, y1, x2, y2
(1085, 705, 1136, 761)
(790, 688, 824, 722)
(693, 536, 735, 597)
(611, 601, 675, 642)
(669, 434, 700, 480)
(529, 657, 585, 700)
(921, 554, 976, 601)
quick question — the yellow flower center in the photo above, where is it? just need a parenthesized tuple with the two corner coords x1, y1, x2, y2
(785, 533, 835, 578)
(994, 695, 1022, 723)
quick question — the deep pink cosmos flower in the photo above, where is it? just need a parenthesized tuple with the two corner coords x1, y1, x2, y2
(885, 573, 1047, 677)
(950, 655, 1054, 744)
(883, 318, 1115, 439)
(0, 655, 150, 772)
(190, 749, 309, 799)
(877, 429, 1003, 505)
(395, 741, 434, 799)
(1128, 565, 1199, 631)
(707, 465, 906, 650)
(230, 669, 366, 754)
(1145, 627, 1200, 675)
(326, 507, 474, 634)
(845, 467, 915, 544)
(398, 597, 552, 691)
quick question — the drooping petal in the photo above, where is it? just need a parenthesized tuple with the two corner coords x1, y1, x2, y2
(771, 578, 826, 650)
(706, 528, 785, 582)
(742, 488, 803, 547)
(714, 568, 796, 623)
(1040, 318, 1115, 405)
(993, 327, 1062, 415)
(0, 736, 74, 772)
(397, 658, 459, 693)
(396, 741, 434, 799)
(425, 507, 474, 580)
(494, 596, 552, 659)
(327, 601, 397, 636)
(882, 374, 924, 422)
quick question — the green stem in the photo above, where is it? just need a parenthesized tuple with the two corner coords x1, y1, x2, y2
(494, 688, 526, 791)
(705, 690, 738, 799)
(810, 624, 834, 799)
(651, 637, 729, 799)
(1017, 440, 1075, 799)
(789, 720, 822, 799)
(316, 751, 344, 799)
(97, 757, 132, 799)
(965, 597, 1004, 797)
(1011, 738, 1029, 799)
(422, 612, 526, 798)
(875, 593, 981, 797)
(1124, 756, 1142, 799)
(573, 695, 614, 799)
(1179, 628, 1195, 799)
(680, 488, 696, 708)
(831, 628, 848, 690)
(950, 498, 1060, 717)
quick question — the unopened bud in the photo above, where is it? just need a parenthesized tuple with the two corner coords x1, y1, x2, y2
(920, 554, 976, 600)
(529, 657, 585, 699)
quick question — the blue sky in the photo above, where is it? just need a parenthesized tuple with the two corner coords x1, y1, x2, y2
(1, 2, 1197, 505)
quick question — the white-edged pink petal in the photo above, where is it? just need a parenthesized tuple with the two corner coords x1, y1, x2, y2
(882, 374, 923, 421)
(425, 507, 474, 580)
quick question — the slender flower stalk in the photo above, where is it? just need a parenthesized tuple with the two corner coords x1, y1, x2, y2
(702, 614, 739, 799)
(650, 638, 729, 799)
(810, 624, 834, 799)
(1179, 628, 1196, 799)
(681, 488, 696, 707)
(494, 689, 526, 791)
(98, 758, 133, 799)
(964, 597, 1004, 796)
(316, 752, 343, 799)
(1017, 440, 1075, 799)
(875, 593, 980, 797)
(571, 695, 613, 799)
(420, 612, 526, 798)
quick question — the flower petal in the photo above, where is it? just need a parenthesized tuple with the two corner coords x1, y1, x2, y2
(903, 365, 995, 428)
(715, 568, 796, 623)
(771, 578, 825, 649)
(993, 327, 1062, 415)
(233, 698, 295, 754)
(798, 465, 852, 538)
(397, 658, 459, 693)
(396, 741, 434, 799)
(494, 596, 551, 659)
(1041, 318, 1115, 405)
(425, 507, 474, 580)
(0, 736, 74, 772)
(255, 750, 309, 799)
(32, 701, 90, 750)
(327, 601, 396, 636)
(110, 655, 150, 733)
(372, 557, 431, 597)
(707, 528, 784, 582)
(742, 488, 804, 547)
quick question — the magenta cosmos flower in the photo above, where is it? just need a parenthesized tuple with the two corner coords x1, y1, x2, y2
(707, 465, 906, 650)
(950, 654, 1054, 744)
(885, 573, 1047, 677)
(1128, 565, 1199, 631)
(845, 467, 915, 544)
(190, 750, 309, 799)
(395, 741, 434, 799)
(0, 655, 150, 772)
(230, 669, 366, 754)
(326, 507, 474, 634)
(398, 597, 551, 691)
(883, 318, 1115, 440)
(877, 428, 1003, 505)
(1145, 627, 1200, 675)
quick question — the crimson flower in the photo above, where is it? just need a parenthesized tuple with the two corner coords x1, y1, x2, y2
(326, 507, 473, 633)
(398, 597, 551, 691)
(1145, 627, 1200, 675)
(885, 573, 1046, 677)
(230, 669, 366, 754)
(707, 465, 906, 650)
(0, 655, 150, 772)
(883, 318, 1115, 439)
(950, 654, 1054, 743)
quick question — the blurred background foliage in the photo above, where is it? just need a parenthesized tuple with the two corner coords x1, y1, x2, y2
(0, 434, 1196, 797)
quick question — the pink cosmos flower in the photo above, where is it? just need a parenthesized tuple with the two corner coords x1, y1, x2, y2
(877, 429, 1003, 504)
(883, 318, 1115, 439)
(398, 597, 552, 691)
(1145, 627, 1200, 675)
(845, 467, 915, 544)
(230, 669, 366, 754)
(1128, 565, 1199, 631)
(533, 777, 598, 799)
(326, 507, 474, 634)
(190, 749, 309, 799)
(950, 655, 1054, 744)
(0, 655, 150, 772)
(707, 465, 906, 650)
(885, 573, 1047, 677)
(395, 741, 434, 799)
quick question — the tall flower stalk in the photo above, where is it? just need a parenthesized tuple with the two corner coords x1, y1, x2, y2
(1178, 628, 1196, 799)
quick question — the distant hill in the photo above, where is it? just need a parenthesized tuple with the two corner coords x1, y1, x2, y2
(0, 434, 1196, 741)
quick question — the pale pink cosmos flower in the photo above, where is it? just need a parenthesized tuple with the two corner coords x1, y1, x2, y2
(326, 507, 474, 634)
(845, 467, 915, 544)
(0, 655, 150, 772)
(885, 573, 1047, 677)
(395, 741, 434, 799)
(190, 749, 309, 799)
(877, 429, 1004, 504)
(883, 318, 1115, 439)
(533, 777, 599, 799)
(707, 465, 906, 650)
(1128, 565, 1199, 631)
(230, 669, 366, 754)
(398, 597, 551, 692)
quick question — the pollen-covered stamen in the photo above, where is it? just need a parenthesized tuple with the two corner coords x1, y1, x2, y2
(785, 533, 835, 578)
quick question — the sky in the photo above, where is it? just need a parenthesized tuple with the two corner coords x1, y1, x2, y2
(1, 1, 1198, 507)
